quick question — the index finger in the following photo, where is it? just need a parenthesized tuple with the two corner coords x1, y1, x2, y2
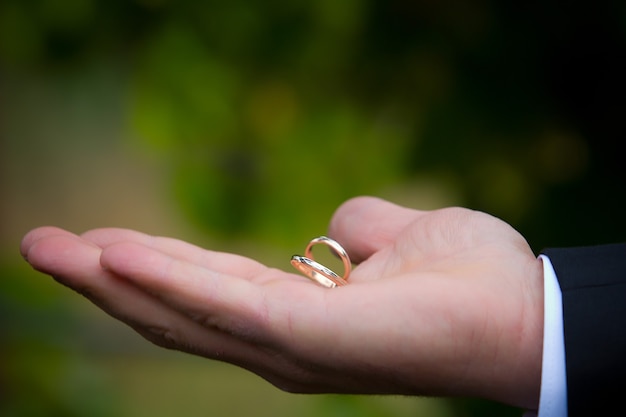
(99, 240, 326, 345)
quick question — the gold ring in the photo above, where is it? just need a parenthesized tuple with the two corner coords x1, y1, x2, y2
(290, 236, 351, 288)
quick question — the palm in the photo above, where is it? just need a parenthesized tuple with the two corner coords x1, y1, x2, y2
(21, 197, 543, 410)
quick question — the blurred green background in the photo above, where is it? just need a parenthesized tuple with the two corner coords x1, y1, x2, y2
(1, 1, 625, 416)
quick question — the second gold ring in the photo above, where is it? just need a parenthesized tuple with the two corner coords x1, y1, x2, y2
(291, 236, 352, 288)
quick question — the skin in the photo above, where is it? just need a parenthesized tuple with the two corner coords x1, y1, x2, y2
(20, 196, 544, 410)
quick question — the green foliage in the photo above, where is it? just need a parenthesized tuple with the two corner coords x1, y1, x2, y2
(3, 0, 625, 247)
(123, 2, 415, 243)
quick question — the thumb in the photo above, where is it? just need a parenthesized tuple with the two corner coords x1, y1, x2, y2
(327, 196, 423, 263)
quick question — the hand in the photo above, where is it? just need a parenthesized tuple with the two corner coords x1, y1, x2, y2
(20, 196, 544, 409)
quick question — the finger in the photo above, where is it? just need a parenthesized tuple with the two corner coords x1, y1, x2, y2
(98, 240, 312, 341)
(22, 233, 275, 366)
(21, 226, 97, 259)
(81, 228, 268, 279)
(327, 196, 424, 263)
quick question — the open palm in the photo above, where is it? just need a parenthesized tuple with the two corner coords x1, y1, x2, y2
(21, 196, 544, 410)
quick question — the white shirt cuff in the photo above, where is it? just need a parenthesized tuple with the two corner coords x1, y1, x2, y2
(535, 255, 567, 417)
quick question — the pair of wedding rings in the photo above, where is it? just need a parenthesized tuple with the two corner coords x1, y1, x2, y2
(290, 236, 351, 288)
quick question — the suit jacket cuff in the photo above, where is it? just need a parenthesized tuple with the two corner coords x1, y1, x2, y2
(541, 243, 626, 416)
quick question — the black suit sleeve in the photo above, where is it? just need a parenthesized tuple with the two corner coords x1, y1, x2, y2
(541, 243, 626, 417)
